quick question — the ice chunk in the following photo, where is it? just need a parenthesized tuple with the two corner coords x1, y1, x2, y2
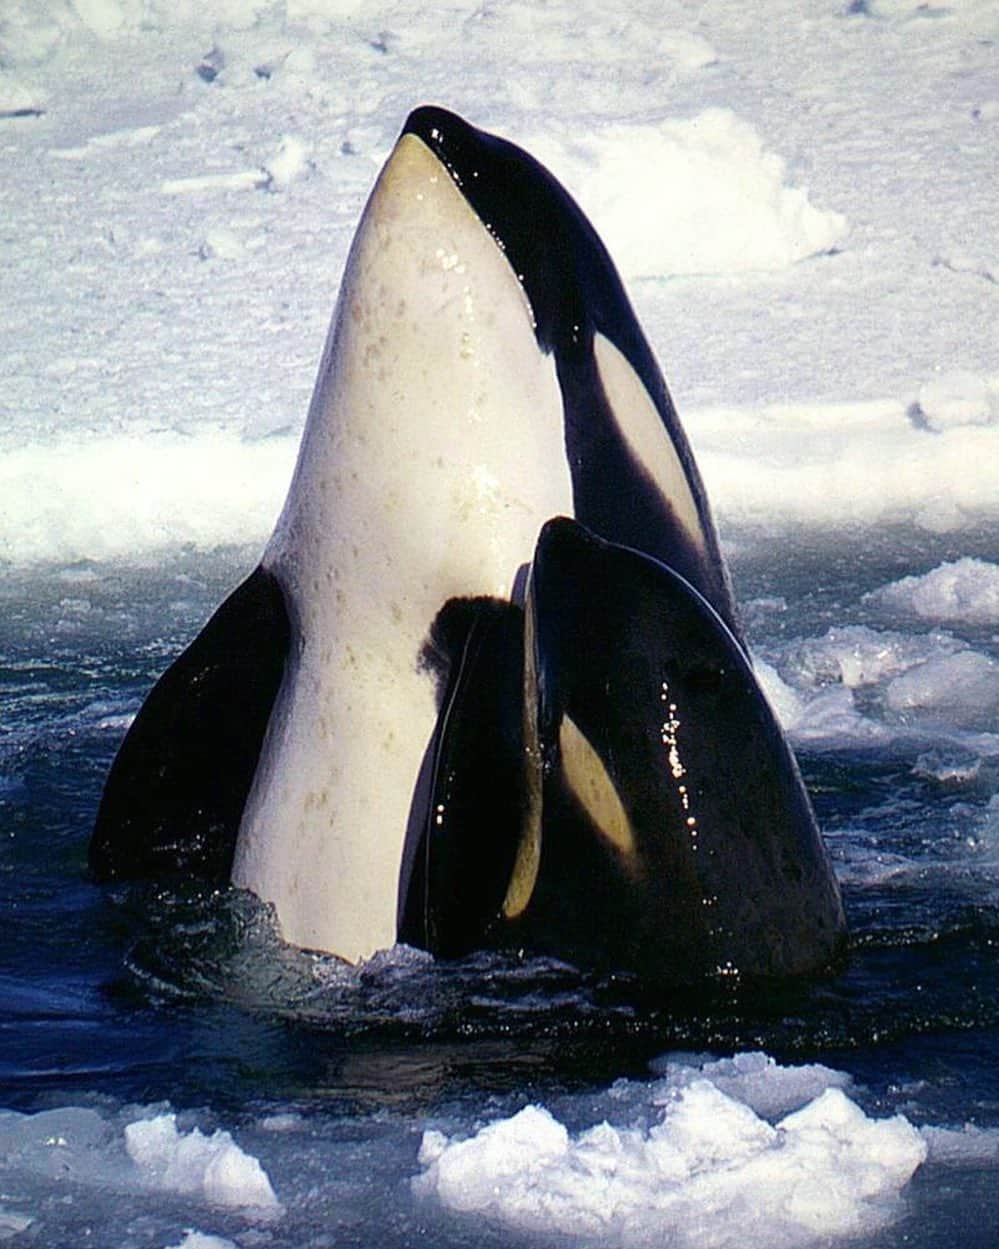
(529, 110, 848, 280)
(913, 371, 995, 432)
(262, 135, 313, 190)
(125, 1114, 280, 1212)
(414, 1070, 926, 1247)
(753, 657, 807, 730)
(785, 625, 953, 690)
(166, 1234, 238, 1249)
(198, 229, 246, 261)
(866, 558, 999, 627)
(885, 650, 999, 731)
(0, 73, 44, 116)
(0, 1208, 34, 1239)
(655, 1051, 853, 1122)
(922, 1123, 999, 1166)
(0, 1106, 112, 1182)
(785, 686, 889, 748)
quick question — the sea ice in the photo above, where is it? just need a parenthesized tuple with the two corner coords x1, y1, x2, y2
(866, 559, 999, 627)
(913, 372, 995, 432)
(414, 1059, 927, 1248)
(884, 650, 999, 732)
(165, 1234, 238, 1249)
(529, 109, 848, 280)
(125, 1113, 281, 1213)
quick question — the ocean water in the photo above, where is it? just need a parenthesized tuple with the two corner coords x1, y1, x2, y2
(2, 0, 998, 1244)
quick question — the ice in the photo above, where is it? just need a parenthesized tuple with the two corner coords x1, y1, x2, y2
(653, 1052, 854, 1122)
(884, 650, 999, 733)
(261, 134, 314, 190)
(913, 748, 984, 787)
(757, 621, 999, 751)
(125, 1113, 281, 1212)
(921, 1123, 999, 1167)
(754, 657, 808, 729)
(414, 1056, 927, 1248)
(1, 0, 996, 565)
(692, 399, 999, 533)
(0, 1060, 991, 1246)
(913, 371, 996, 432)
(161, 170, 267, 195)
(0, 1102, 279, 1246)
(0, 432, 294, 565)
(528, 109, 848, 279)
(0, 1106, 117, 1184)
(866, 559, 999, 627)
(0, 72, 44, 116)
(785, 625, 950, 692)
(166, 1235, 238, 1249)
(168, 1235, 237, 1249)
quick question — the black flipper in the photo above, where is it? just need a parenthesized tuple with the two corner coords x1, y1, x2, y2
(89, 566, 290, 884)
(399, 598, 525, 957)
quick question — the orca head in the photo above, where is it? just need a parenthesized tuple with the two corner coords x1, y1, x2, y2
(504, 516, 846, 983)
(400, 106, 740, 640)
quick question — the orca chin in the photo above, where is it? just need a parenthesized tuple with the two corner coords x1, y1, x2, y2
(90, 106, 847, 985)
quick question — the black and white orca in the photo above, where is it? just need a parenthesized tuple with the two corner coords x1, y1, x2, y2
(90, 107, 846, 983)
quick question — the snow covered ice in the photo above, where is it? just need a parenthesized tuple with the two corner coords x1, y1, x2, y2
(1, 0, 996, 566)
(1, 0, 998, 1246)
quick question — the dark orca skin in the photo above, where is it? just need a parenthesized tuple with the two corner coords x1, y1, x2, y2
(89, 567, 289, 883)
(516, 518, 845, 981)
(91, 106, 846, 984)
(399, 598, 526, 958)
(402, 519, 846, 981)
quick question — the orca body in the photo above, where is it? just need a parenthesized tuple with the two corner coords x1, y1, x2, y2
(91, 107, 845, 982)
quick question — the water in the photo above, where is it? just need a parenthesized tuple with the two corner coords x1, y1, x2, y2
(2, 522, 998, 1246)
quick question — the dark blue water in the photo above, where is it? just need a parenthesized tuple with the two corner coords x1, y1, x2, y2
(2, 527, 998, 1246)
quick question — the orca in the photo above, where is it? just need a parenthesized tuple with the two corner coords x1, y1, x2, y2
(90, 106, 846, 982)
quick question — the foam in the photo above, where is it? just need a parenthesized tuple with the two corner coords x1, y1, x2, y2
(529, 109, 848, 279)
(414, 1053, 927, 1247)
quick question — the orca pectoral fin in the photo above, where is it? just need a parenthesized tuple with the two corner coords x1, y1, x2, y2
(89, 566, 290, 884)
(399, 599, 525, 958)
